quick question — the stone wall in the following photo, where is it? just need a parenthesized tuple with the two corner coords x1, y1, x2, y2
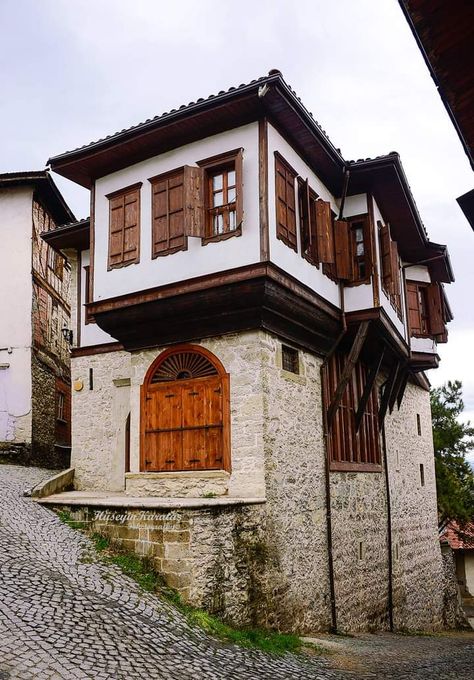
(59, 501, 268, 628)
(30, 352, 69, 468)
(260, 334, 332, 633)
(71, 350, 131, 491)
(385, 381, 446, 631)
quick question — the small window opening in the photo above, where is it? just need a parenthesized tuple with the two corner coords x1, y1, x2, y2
(57, 392, 65, 422)
(416, 413, 421, 436)
(358, 540, 365, 561)
(89, 367, 94, 391)
(394, 542, 399, 561)
(420, 463, 425, 487)
(282, 345, 299, 374)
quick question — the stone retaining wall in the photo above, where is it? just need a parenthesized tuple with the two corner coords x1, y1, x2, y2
(58, 502, 269, 628)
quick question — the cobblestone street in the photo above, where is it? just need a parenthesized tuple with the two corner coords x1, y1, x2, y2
(0, 465, 473, 680)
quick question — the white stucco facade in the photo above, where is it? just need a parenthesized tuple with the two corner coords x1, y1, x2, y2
(0, 188, 33, 443)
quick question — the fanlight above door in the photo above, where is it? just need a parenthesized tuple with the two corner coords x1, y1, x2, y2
(150, 350, 219, 383)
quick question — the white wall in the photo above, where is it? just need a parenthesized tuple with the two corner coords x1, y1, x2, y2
(371, 197, 406, 339)
(267, 123, 340, 307)
(404, 263, 437, 355)
(0, 188, 33, 442)
(93, 124, 260, 301)
(79, 250, 115, 346)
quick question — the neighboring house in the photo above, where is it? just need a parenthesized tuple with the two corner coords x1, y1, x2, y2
(44, 71, 455, 633)
(441, 522, 474, 597)
(399, 0, 474, 228)
(0, 171, 74, 468)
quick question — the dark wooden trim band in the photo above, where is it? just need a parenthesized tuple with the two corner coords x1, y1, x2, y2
(71, 342, 125, 358)
(196, 147, 243, 169)
(87, 261, 340, 320)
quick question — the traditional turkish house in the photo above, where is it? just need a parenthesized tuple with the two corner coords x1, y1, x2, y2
(44, 71, 455, 633)
(0, 171, 74, 467)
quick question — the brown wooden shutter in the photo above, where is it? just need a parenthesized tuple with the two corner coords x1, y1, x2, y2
(298, 179, 311, 255)
(108, 184, 140, 268)
(334, 220, 352, 280)
(380, 223, 393, 291)
(235, 148, 243, 227)
(184, 166, 205, 237)
(426, 283, 445, 336)
(406, 281, 422, 336)
(390, 240, 400, 295)
(316, 200, 335, 263)
(275, 154, 297, 251)
(151, 170, 187, 257)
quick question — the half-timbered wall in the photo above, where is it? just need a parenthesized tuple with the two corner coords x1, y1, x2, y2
(92, 124, 260, 302)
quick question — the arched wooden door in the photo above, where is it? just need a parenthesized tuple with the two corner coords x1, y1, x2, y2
(140, 346, 230, 472)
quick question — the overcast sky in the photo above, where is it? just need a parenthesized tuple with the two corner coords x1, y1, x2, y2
(1, 0, 473, 451)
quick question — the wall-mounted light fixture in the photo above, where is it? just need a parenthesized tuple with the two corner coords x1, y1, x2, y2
(61, 324, 73, 346)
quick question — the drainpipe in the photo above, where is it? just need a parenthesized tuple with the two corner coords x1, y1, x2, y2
(319, 167, 351, 633)
(381, 418, 394, 631)
(320, 373, 338, 634)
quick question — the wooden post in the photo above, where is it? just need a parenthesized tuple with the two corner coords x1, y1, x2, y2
(355, 346, 385, 433)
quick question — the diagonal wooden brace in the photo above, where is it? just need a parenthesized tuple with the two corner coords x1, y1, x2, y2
(326, 321, 370, 430)
(378, 360, 401, 426)
(355, 346, 385, 433)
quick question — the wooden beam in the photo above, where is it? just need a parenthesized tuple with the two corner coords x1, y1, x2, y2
(379, 361, 400, 426)
(396, 371, 410, 410)
(327, 321, 370, 429)
(389, 365, 407, 414)
(355, 346, 385, 433)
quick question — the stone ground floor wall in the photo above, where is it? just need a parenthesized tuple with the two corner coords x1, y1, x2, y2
(31, 352, 70, 469)
(68, 332, 458, 634)
(385, 381, 446, 631)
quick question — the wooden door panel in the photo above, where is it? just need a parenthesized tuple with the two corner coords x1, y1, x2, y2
(143, 374, 225, 472)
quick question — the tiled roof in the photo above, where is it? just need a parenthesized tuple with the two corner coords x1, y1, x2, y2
(441, 521, 474, 550)
(0, 170, 75, 224)
(49, 70, 340, 162)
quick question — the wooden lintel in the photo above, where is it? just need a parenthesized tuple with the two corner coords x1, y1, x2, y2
(355, 346, 385, 433)
(379, 361, 400, 426)
(327, 321, 370, 429)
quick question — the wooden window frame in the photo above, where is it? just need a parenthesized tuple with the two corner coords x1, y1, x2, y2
(406, 280, 430, 338)
(346, 214, 372, 286)
(274, 151, 298, 252)
(83, 265, 93, 325)
(56, 391, 66, 423)
(149, 167, 188, 259)
(106, 182, 142, 270)
(297, 178, 320, 267)
(323, 351, 382, 472)
(281, 345, 299, 374)
(140, 344, 231, 473)
(197, 148, 243, 245)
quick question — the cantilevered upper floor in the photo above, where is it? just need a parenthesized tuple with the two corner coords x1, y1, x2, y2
(45, 70, 454, 372)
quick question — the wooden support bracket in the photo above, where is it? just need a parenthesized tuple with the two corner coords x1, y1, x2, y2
(327, 321, 370, 429)
(379, 360, 401, 426)
(389, 365, 407, 414)
(355, 346, 385, 433)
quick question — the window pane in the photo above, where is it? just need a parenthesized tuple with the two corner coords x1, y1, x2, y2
(355, 227, 363, 242)
(212, 174, 223, 191)
(356, 242, 364, 256)
(213, 191, 223, 207)
(229, 210, 236, 230)
(228, 170, 236, 186)
(213, 213, 224, 235)
(228, 187, 236, 203)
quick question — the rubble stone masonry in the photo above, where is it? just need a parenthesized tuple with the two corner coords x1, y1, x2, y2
(70, 331, 450, 632)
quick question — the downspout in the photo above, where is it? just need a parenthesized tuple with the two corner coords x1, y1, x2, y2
(381, 418, 394, 631)
(320, 166, 351, 633)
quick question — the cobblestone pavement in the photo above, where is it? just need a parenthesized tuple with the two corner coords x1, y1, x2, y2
(1, 465, 473, 680)
(309, 630, 474, 679)
(0, 465, 335, 680)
